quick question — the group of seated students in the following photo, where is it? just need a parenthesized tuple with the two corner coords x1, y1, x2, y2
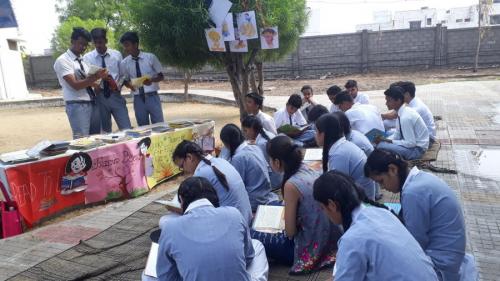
(145, 80, 476, 281)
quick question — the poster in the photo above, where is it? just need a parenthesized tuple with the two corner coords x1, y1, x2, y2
(193, 121, 215, 152)
(221, 13, 235, 41)
(208, 0, 232, 27)
(260, 27, 279, 49)
(237, 11, 258, 40)
(145, 128, 193, 188)
(205, 27, 226, 52)
(230, 28, 248, 53)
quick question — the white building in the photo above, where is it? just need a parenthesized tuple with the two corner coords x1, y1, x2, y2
(0, 0, 29, 100)
(356, 2, 500, 32)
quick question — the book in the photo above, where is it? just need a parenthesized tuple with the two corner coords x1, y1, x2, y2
(151, 126, 172, 133)
(144, 242, 159, 278)
(0, 150, 38, 164)
(69, 138, 105, 150)
(304, 148, 323, 161)
(252, 205, 285, 234)
(96, 133, 130, 144)
(87, 65, 105, 75)
(39, 141, 70, 156)
(130, 75, 151, 87)
(365, 128, 389, 143)
(26, 140, 53, 158)
(126, 128, 152, 138)
(278, 124, 311, 135)
(154, 196, 182, 214)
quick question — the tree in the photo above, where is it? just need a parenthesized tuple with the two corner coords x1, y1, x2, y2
(474, 0, 493, 72)
(51, 16, 114, 57)
(129, 0, 308, 118)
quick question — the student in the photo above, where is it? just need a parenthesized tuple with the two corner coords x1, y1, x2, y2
(120, 31, 165, 126)
(376, 86, 429, 160)
(151, 177, 268, 281)
(241, 115, 282, 189)
(252, 136, 340, 274)
(393, 81, 436, 145)
(332, 111, 374, 156)
(245, 92, 277, 135)
(306, 104, 329, 124)
(54, 27, 107, 139)
(313, 171, 438, 281)
(220, 124, 278, 210)
(326, 85, 342, 113)
(172, 140, 252, 225)
(274, 94, 315, 147)
(315, 114, 376, 200)
(300, 85, 317, 123)
(334, 91, 385, 135)
(365, 149, 477, 281)
(345, 79, 370, 104)
(84, 28, 131, 133)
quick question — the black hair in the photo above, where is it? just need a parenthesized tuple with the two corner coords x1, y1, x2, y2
(172, 140, 230, 190)
(90, 27, 107, 41)
(178, 177, 220, 212)
(262, 28, 277, 35)
(345, 79, 358, 89)
(301, 85, 313, 93)
(245, 92, 264, 110)
(391, 81, 416, 98)
(315, 114, 344, 173)
(384, 86, 405, 103)
(65, 152, 92, 174)
(241, 115, 270, 141)
(286, 94, 303, 109)
(313, 171, 393, 231)
(307, 104, 329, 123)
(332, 111, 351, 136)
(326, 85, 342, 96)
(333, 91, 354, 105)
(137, 137, 151, 149)
(71, 27, 91, 41)
(220, 124, 246, 158)
(120, 31, 139, 44)
(267, 135, 302, 193)
(364, 149, 409, 192)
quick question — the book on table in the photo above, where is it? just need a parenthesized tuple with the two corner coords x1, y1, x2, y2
(125, 128, 152, 138)
(365, 128, 389, 143)
(252, 205, 285, 234)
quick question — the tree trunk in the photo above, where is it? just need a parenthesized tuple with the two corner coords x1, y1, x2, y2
(474, 2, 483, 73)
(256, 62, 264, 96)
(249, 66, 258, 93)
(183, 71, 192, 102)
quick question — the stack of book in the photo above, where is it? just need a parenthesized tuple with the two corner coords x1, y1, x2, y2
(96, 133, 130, 144)
(69, 138, 105, 150)
(39, 141, 70, 157)
(168, 121, 194, 129)
(126, 128, 152, 138)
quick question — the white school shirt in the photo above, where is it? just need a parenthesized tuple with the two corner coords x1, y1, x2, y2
(53, 49, 91, 101)
(408, 97, 436, 140)
(255, 110, 277, 135)
(353, 92, 370, 104)
(120, 51, 163, 95)
(345, 104, 385, 134)
(83, 48, 123, 82)
(389, 105, 429, 150)
(273, 108, 307, 128)
(330, 104, 341, 113)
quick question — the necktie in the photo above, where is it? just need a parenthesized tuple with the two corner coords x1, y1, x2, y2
(398, 116, 404, 139)
(75, 58, 96, 102)
(289, 114, 293, 125)
(132, 56, 146, 102)
(101, 54, 111, 98)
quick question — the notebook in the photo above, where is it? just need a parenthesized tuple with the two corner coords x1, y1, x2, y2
(154, 196, 182, 214)
(365, 128, 389, 143)
(252, 205, 285, 234)
(304, 148, 323, 161)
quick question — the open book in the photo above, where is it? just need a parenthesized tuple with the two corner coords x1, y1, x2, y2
(252, 205, 285, 234)
(154, 195, 182, 214)
(87, 65, 105, 75)
(278, 124, 311, 135)
(304, 148, 323, 161)
(130, 75, 151, 87)
(365, 128, 389, 143)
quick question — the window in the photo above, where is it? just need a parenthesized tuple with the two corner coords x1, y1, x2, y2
(491, 15, 500, 25)
(427, 18, 432, 25)
(7, 40, 17, 51)
(465, 18, 471, 22)
(456, 19, 463, 23)
(494, 0, 500, 3)
(409, 21, 422, 29)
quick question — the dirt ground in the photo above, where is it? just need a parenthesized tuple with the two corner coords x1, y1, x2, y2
(32, 67, 500, 98)
(0, 103, 242, 154)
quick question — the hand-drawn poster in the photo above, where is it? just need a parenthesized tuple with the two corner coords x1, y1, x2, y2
(221, 13, 235, 41)
(237, 11, 258, 40)
(208, 0, 232, 27)
(230, 28, 248, 53)
(205, 27, 226, 52)
(260, 27, 279, 49)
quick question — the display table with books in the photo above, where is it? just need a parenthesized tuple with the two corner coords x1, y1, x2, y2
(0, 120, 215, 229)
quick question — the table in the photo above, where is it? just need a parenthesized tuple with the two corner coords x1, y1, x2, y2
(0, 120, 215, 227)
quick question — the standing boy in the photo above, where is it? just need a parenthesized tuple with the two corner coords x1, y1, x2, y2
(120, 31, 165, 126)
(84, 28, 131, 133)
(54, 27, 107, 139)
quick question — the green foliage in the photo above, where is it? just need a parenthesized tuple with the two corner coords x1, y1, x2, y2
(51, 16, 114, 58)
(129, 0, 308, 69)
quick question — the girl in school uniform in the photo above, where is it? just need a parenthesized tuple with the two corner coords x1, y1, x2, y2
(364, 149, 477, 281)
(313, 171, 438, 281)
(172, 140, 253, 225)
(241, 115, 282, 190)
(315, 114, 376, 200)
(220, 124, 279, 211)
(252, 135, 341, 274)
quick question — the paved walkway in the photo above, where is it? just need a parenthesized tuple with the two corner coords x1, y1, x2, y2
(1, 80, 500, 280)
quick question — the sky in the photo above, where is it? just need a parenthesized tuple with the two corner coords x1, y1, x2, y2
(14, 0, 480, 55)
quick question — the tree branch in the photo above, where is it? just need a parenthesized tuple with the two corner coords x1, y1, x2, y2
(245, 49, 259, 71)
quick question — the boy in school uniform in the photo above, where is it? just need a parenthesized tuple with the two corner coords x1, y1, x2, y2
(120, 31, 165, 126)
(84, 28, 131, 133)
(334, 91, 385, 135)
(345, 80, 370, 104)
(245, 92, 277, 135)
(326, 85, 342, 113)
(54, 27, 107, 139)
(299, 85, 317, 123)
(274, 94, 315, 147)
